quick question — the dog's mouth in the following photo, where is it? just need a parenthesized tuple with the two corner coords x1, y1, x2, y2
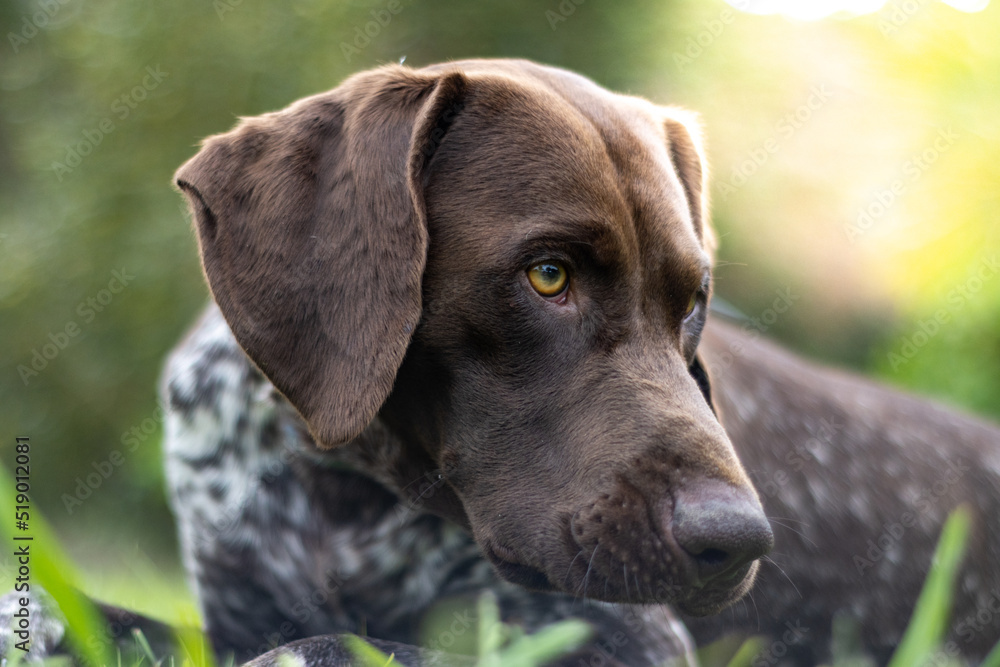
(483, 542, 554, 592)
(481, 527, 760, 613)
(674, 559, 760, 616)
(472, 481, 770, 612)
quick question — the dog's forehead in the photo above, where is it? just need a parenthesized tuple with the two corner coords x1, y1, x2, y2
(426, 68, 707, 280)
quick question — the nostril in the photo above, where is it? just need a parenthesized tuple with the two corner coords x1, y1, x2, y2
(694, 547, 729, 567)
(670, 480, 774, 585)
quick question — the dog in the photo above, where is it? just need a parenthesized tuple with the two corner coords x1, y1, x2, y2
(165, 57, 770, 667)
(162, 58, 1000, 666)
(4, 58, 999, 667)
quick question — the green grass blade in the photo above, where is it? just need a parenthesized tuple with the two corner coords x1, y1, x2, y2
(493, 618, 591, 667)
(342, 634, 396, 666)
(979, 638, 1000, 667)
(477, 591, 504, 659)
(724, 636, 766, 667)
(887, 505, 972, 667)
(173, 623, 217, 667)
(132, 628, 157, 663)
(0, 463, 111, 667)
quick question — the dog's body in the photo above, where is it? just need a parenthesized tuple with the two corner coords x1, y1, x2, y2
(164, 304, 1000, 666)
(164, 304, 698, 666)
(691, 323, 1000, 663)
(162, 58, 1000, 666)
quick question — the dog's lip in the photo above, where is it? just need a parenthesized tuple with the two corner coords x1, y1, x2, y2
(488, 542, 523, 564)
(483, 542, 554, 592)
(674, 560, 758, 615)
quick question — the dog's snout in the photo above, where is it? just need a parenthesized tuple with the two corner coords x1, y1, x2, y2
(671, 480, 774, 585)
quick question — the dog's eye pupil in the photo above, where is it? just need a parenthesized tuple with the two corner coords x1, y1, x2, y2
(527, 262, 568, 297)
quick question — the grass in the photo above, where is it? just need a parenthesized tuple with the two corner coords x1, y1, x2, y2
(343, 593, 592, 667)
(1, 466, 996, 667)
(723, 506, 992, 667)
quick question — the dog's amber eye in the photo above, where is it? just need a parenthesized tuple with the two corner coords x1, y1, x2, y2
(527, 262, 568, 297)
(685, 293, 698, 318)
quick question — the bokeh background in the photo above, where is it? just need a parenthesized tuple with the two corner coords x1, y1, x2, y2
(2, 0, 998, 625)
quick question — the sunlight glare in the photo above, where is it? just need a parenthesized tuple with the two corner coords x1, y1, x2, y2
(726, 0, 990, 19)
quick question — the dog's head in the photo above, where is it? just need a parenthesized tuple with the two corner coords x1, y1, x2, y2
(175, 59, 772, 616)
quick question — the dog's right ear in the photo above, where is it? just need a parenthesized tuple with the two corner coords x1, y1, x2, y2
(663, 110, 715, 259)
(175, 67, 467, 448)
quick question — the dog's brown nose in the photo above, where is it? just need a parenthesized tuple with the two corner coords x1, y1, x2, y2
(671, 480, 774, 585)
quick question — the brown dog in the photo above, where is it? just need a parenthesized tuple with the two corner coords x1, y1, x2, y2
(163, 59, 1000, 667)
(174, 58, 773, 617)
(168, 58, 770, 664)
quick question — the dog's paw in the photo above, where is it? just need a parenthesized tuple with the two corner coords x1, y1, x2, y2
(0, 589, 65, 663)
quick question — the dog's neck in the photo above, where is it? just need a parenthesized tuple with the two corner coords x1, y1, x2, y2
(295, 412, 472, 530)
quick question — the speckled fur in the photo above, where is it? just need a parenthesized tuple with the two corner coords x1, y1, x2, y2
(163, 304, 696, 666)
(163, 306, 1000, 667)
(683, 321, 1000, 664)
(161, 58, 1000, 667)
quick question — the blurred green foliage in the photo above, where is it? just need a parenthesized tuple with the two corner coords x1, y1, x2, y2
(0, 0, 997, 611)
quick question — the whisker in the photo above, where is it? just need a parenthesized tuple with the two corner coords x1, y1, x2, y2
(766, 515, 810, 525)
(578, 544, 600, 600)
(745, 590, 761, 631)
(563, 548, 584, 588)
(767, 517, 819, 549)
(762, 554, 802, 599)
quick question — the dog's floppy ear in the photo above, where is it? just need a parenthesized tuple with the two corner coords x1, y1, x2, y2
(663, 110, 715, 258)
(175, 67, 467, 448)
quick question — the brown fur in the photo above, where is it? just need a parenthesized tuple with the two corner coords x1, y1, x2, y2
(175, 58, 773, 619)
(173, 59, 1000, 664)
